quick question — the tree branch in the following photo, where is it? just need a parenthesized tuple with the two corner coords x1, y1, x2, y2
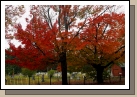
(102, 23, 108, 36)
(47, 8, 53, 29)
(115, 45, 125, 54)
(104, 50, 125, 68)
(32, 42, 46, 56)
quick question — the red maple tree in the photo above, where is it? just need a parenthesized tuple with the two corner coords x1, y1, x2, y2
(74, 12, 125, 83)
(6, 5, 125, 84)
(6, 15, 57, 70)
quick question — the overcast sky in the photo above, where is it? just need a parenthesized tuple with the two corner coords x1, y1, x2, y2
(5, 5, 30, 49)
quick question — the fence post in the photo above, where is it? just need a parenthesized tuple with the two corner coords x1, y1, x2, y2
(26, 77, 28, 85)
(14, 79, 15, 85)
(6, 79, 7, 85)
(28, 76, 30, 85)
(109, 75, 111, 83)
(21, 78, 22, 85)
(119, 73, 122, 82)
(10, 79, 11, 84)
(84, 76, 86, 85)
(17, 78, 18, 85)
(120, 75, 121, 82)
(37, 74, 40, 85)
(50, 75, 52, 85)
(68, 76, 70, 85)
(69, 76, 70, 85)
(5, 79, 7, 84)
(7, 79, 9, 85)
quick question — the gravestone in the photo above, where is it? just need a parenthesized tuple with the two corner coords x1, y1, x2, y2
(41, 74, 44, 82)
(70, 76, 73, 79)
(32, 75, 35, 80)
(77, 76, 80, 80)
(71, 74, 75, 78)
(11, 75, 14, 79)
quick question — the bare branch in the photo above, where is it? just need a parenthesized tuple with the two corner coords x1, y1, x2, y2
(47, 7, 53, 29)
(104, 50, 125, 68)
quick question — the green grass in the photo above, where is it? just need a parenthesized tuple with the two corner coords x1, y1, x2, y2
(5, 74, 63, 85)
(5, 74, 125, 85)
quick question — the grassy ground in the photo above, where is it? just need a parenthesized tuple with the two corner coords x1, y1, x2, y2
(5, 74, 61, 85)
(5, 74, 125, 85)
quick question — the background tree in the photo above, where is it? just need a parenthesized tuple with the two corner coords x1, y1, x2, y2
(5, 5, 25, 39)
(75, 12, 125, 83)
(5, 15, 56, 70)
(47, 69, 55, 78)
(5, 64, 21, 76)
(5, 49, 21, 76)
(81, 65, 96, 79)
(21, 68, 36, 85)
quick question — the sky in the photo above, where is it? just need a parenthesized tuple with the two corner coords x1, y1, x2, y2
(5, 5, 30, 49)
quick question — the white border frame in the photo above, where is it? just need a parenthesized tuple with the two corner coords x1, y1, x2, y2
(1, 1, 129, 89)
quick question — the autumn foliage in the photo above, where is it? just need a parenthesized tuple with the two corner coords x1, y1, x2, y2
(6, 17, 57, 70)
(5, 5, 25, 39)
(5, 5, 125, 84)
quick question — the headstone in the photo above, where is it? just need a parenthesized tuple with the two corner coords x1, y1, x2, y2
(11, 75, 14, 79)
(77, 76, 80, 80)
(70, 77, 73, 79)
(72, 74, 75, 78)
(58, 74, 60, 78)
(32, 75, 35, 80)
(41, 74, 44, 82)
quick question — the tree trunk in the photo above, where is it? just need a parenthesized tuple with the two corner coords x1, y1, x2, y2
(60, 52, 68, 85)
(96, 66, 104, 84)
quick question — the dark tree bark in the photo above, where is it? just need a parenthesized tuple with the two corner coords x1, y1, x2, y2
(60, 52, 68, 85)
(95, 66, 105, 84)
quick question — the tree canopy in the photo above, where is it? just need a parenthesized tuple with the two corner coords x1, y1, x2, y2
(5, 5, 125, 84)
